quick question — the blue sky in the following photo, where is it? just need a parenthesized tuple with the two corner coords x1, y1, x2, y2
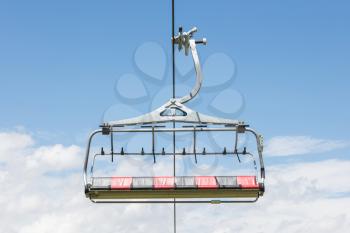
(1, 0, 350, 143)
(1, 1, 350, 232)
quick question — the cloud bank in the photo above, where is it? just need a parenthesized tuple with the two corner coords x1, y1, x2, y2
(0, 131, 349, 233)
(265, 136, 349, 156)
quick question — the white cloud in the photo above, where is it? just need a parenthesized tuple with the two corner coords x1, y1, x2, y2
(0, 132, 34, 160)
(265, 136, 349, 156)
(0, 130, 350, 233)
(26, 144, 81, 171)
(268, 159, 350, 194)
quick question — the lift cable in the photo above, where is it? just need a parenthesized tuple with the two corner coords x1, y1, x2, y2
(171, 0, 177, 233)
(172, 0, 176, 99)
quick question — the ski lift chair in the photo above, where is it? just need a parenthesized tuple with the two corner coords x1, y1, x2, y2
(84, 27, 265, 204)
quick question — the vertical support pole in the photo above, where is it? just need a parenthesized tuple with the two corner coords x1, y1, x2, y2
(172, 0, 175, 100)
(171, 1, 177, 233)
(110, 129, 114, 162)
(234, 129, 241, 163)
(193, 127, 197, 163)
(152, 126, 156, 163)
(173, 122, 176, 233)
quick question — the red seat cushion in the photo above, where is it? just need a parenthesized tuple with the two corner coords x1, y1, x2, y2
(237, 176, 258, 188)
(111, 177, 132, 190)
(195, 176, 218, 189)
(153, 176, 175, 189)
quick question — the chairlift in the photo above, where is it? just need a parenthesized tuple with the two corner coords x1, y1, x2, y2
(84, 14, 265, 205)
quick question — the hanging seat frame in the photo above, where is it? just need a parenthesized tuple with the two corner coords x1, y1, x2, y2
(84, 27, 265, 204)
(84, 125, 265, 203)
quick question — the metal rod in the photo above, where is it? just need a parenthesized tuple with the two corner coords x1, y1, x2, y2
(234, 130, 239, 165)
(193, 127, 197, 163)
(171, 1, 177, 232)
(172, 121, 176, 233)
(173, 197, 176, 233)
(172, 0, 175, 99)
(246, 127, 265, 181)
(94, 152, 251, 156)
(110, 131, 114, 162)
(108, 127, 242, 133)
(84, 129, 102, 186)
(152, 126, 156, 163)
(92, 151, 253, 156)
(91, 197, 259, 204)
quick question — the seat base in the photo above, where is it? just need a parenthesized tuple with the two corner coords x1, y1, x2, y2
(87, 188, 261, 199)
(86, 176, 263, 200)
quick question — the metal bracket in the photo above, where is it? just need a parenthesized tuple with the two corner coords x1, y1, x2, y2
(102, 125, 110, 135)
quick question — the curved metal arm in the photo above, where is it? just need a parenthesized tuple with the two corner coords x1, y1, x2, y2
(173, 26, 206, 104)
(178, 39, 203, 104)
(83, 129, 102, 187)
(246, 127, 265, 182)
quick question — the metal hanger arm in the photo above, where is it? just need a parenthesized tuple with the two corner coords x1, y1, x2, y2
(173, 27, 207, 104)
(177, 39, 203, 103)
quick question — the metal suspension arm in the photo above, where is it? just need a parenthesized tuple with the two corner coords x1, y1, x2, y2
(174, 27, 207, 104)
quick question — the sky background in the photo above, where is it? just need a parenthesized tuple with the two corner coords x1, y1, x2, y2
(0, 0, 350, 232)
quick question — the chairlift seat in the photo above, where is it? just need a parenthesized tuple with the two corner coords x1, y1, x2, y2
(195, 176, 218, 189)
(87, 176, 263, 200)
(83, 26, 265, 204)
(111, 177, 132, 190)
(237, 176, 259, 188)
(154, 176, 175, 189)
